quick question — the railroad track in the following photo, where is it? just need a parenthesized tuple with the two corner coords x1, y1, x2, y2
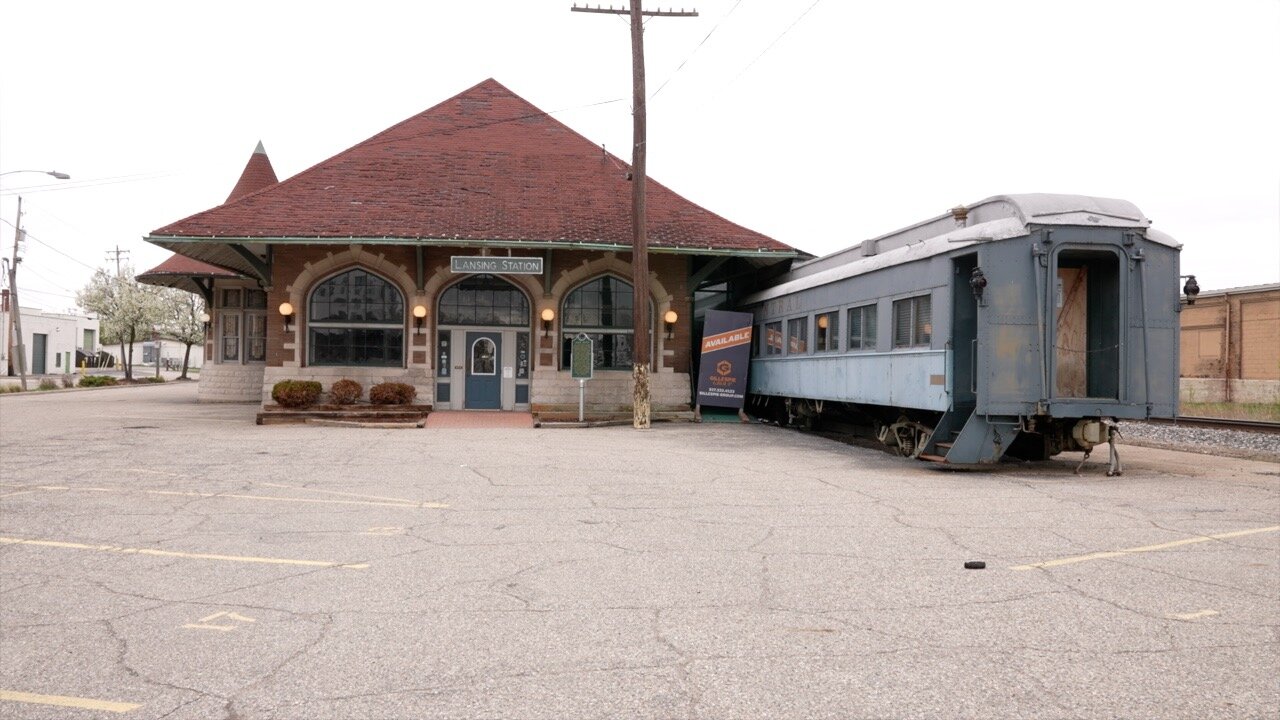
(1145, 416, 1280, 434)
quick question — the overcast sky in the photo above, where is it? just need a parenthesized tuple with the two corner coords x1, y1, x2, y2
(2, 0, 1277, 312)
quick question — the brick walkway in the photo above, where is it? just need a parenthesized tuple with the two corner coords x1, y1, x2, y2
(423, 411, 534, 429)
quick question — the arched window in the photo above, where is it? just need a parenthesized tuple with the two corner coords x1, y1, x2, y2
(308, 268, 404, 366)
(560, 275, 651, 371)
(437, 274, 529, 326)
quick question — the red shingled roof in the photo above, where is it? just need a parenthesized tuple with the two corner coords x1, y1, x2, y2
(225, 141, 279, 203)
(151, 79, 793, 254)
(139, 254, 239, 278)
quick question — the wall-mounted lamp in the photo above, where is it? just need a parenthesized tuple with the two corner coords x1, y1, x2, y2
(816, 314, 829, 330)
(412, 304, 428, 334)
(199, 312, 211, 333)
(541, 307, 555, 336)
(1180, 275, 1200, 305)
(279, 302, 295, 332)
(663, 310, 678, 340)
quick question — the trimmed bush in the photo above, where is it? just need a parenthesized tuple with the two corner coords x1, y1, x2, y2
(329, 379, 363, 405)
(37, 379, 58, 391)
(145, 376, 166, 383)
(78, 375, 119, 388)
(271, 380, 323, 408)
(369, 381, 416, 405)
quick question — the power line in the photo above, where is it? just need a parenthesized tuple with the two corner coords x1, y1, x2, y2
(729, 0, 823, 85)
(0, 172, 175, 197)
(650, 0, 744, 100)
(0, 218, 101, 271)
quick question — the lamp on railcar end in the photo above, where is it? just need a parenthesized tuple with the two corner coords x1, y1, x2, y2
(1181, 275, 1200, 305)
(969, 267, 987, 303)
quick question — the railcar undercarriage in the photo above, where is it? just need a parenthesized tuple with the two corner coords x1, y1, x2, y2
(749, 394, 1124, 474)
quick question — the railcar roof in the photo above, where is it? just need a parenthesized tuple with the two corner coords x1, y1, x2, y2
(743, 194, 1181, 305)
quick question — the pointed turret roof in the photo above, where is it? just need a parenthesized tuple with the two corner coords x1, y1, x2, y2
(148, 79, 795, 257)
(224, 141, 279, 203)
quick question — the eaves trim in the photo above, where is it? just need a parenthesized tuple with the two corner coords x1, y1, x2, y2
(144, 234, 800, 259)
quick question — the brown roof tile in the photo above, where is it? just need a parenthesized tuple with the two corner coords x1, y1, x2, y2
(150, 79, 793, 254)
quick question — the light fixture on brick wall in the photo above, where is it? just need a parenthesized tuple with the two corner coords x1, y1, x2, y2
(664, 310, 678, 339)
(541, 308, 555, 337)
(279, 302, 294, 332)
(413, 304, 428, 334)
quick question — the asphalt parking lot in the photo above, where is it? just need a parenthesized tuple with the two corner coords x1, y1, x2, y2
(1, 383, 1277, 719)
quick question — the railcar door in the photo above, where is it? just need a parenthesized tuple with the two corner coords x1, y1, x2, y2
(951, 256, 979, 409)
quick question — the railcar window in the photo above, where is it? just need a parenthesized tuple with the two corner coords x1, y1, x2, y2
(848, 304, 876, 350)
(892, 295, 932, 348)
(787, 318, 808, 354)
(815, 312, 838, 351)
(764, 321, 783, 356)
(751, 325, 761, 357)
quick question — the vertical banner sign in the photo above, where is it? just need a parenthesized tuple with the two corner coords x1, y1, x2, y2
(696, 310, 754, 409)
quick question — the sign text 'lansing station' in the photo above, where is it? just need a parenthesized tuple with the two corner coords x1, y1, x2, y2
(451, 256, 544, 275)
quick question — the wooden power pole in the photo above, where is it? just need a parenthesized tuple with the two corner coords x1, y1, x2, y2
(571, 2, 697, 429)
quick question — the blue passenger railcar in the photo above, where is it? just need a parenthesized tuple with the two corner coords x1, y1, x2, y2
(740, 195, 1191, 468)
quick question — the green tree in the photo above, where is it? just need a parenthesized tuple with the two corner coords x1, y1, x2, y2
(77, 266, 165, 381)
(157, 287, 205, 380)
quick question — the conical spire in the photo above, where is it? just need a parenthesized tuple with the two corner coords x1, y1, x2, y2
(225, 141, 279, 203)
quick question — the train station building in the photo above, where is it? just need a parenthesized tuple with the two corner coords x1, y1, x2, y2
(140, 79, 800, 414)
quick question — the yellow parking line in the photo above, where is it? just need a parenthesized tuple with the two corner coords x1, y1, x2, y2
(0, 483, 446, 509)
(0, 537, 368, 570)
(0, 689, 140, 713)
(261, 482, 443, 506)
(1011, 525, 1280, 570)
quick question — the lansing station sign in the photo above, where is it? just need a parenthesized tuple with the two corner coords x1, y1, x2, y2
(450, 256, 544, 275)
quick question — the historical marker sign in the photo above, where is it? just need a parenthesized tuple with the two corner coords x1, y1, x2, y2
(450, 256, 544, 274)
(696, 310, 754, 409)
(570, 333, 594, 380)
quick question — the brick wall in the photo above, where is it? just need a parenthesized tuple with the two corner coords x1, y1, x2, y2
(248, 244, 695, 409)
(1178, 285, 1280, 404)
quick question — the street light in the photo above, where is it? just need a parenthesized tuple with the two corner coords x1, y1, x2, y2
(3, 170, 71, 389)
(0, 169, 71, 180)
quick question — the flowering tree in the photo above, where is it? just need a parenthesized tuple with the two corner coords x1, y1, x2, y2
(77, 266, 166, 380)
(157, 287, 206, 379)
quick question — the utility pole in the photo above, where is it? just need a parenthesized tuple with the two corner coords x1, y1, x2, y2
(9, 196, 28, 389)
(571, 1, 697, 429)
(106, 245, 130, 276)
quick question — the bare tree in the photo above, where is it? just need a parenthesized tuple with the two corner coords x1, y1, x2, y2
(77, 266, 165, 381)
(158, 287, 205, 379)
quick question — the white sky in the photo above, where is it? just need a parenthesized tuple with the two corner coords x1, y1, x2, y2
(2, 0, 1277, 312)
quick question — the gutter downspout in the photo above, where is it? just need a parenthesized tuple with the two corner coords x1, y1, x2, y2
(1224, 293, 1232, 403)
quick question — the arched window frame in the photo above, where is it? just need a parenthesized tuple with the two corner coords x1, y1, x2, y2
(559, 274, 654, 371)
(436, 274, 531, 328)
(306, 267, 406, 367)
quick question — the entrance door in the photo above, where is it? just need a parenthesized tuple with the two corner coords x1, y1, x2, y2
(32, 333, 47, 375)
(465, 332, 501, 409)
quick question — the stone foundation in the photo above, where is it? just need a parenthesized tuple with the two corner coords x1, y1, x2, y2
(197, 363, 266, 402)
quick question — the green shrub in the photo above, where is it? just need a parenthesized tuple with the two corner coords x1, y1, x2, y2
(272, 380, 323, 408)
(145, 376, 166, 383)
(1, 384, 24, 393)
(37, 379, 58, 391)
(79, 375, 119, 388)
(329, 379, 363, 405)
(369, 381, 416, 405)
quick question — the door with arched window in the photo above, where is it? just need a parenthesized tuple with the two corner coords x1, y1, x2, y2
(436, 274, 531, 410)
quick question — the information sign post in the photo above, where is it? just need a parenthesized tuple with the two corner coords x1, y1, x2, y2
(570, 333, 594, 422)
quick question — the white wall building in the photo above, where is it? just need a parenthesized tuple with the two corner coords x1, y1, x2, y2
(2, 303, 101, 376)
